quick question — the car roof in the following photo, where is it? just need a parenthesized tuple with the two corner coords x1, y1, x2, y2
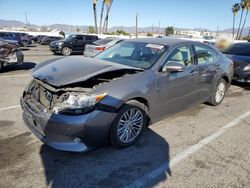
(128, 38, 197, 47)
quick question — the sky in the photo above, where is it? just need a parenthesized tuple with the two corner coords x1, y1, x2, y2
(0, 0, 249, 30)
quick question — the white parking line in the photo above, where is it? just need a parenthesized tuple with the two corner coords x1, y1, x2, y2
(0, 74, 30, 78)
(0, 105, 21, 111)
(126, 110, 250, 188)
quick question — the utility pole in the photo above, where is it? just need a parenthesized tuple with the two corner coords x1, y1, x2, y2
(136, 13, 138, 38)
(216, 25, 219, 37)
(25, 11, 28, 27)
(158, 21, 161, 35)
(152, 24, 154, 34)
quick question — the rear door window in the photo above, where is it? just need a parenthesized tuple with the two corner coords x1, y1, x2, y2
(194, 44, 218, 64)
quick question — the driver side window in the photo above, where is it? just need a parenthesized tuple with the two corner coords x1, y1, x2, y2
(165, 45, 193, 66)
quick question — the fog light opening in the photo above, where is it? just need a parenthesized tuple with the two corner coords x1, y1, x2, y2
(73, 137, 82, 143)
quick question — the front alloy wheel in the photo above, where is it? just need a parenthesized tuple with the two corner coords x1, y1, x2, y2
(62, 47, 72, 56)
(110, 100, 147, 148)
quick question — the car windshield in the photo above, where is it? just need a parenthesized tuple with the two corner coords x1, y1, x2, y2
(95, 41, 166, 69)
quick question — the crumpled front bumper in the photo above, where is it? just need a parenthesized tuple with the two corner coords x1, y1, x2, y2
(5, 49, 24, 65)
(20, 97, 117, 152)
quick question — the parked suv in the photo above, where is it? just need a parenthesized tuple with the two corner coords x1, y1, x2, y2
(0, 32, 22, 46)
(12, 32, 32, 47)
(49, 34, 98, 55)
(41, 36, 63, 45)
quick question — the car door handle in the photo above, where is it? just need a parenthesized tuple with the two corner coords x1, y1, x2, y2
(215, 64, 220, 69)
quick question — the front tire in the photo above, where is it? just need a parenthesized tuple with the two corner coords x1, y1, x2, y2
(207, 79, 227, 106)
(61, 47, 72, 56)
(110, 100, 147, 148)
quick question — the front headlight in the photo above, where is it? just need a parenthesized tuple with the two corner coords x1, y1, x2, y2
(57, 42, 63, 46)
(243, 65, 250, 71)
(53, 93, 107, 114)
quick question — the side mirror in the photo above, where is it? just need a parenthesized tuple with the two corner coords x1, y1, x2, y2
(162, 61, 185, 73)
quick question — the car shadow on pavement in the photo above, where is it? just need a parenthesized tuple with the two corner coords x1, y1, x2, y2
(232, 81, 250, 90)
(1, 62, 36, 73)
(40, 128, 171, 188)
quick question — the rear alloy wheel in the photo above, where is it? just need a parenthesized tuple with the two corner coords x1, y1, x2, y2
(110, 100, 147, 148)
(22, 41, 28, 47)
(62, 47, 72, 56)
(208, 79, 227, 106)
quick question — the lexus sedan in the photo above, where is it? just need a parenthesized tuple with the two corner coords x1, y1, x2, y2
(20, 38, 233, 152)
(84, 38, 123, 57)
(222, 42, 250, 83)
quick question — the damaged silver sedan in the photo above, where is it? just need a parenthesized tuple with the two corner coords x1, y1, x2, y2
(20, 38, 233, 152)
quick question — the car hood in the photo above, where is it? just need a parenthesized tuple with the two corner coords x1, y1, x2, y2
(32, 56, 142, 87)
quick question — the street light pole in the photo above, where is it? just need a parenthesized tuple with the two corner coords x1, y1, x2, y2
(136, 13, 138, 38)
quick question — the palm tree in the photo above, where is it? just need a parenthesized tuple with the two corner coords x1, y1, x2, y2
(239, 0, 250, 39)
(99, 0, 106, 34)
(232, 3, 240, 38)
(236, 0, 245, 39)
(102, 0, 113, 33)
(92, 0, 98, 34)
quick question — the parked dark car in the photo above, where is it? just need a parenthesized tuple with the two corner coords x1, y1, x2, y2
(11, 32, 32, 47)
(37, 35, 47, 43)
(222, 42, 250, 83)
(41, 36, 63, 45)
(0, 32, 22, 46)
(49, 34, 98, 55)
(21, 38, 233, 152)
(0, 39, 24, 72)
(84, 38, 123, 57)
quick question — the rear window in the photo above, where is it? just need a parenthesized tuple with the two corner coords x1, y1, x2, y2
(223, 43, 250, 56)
(94, 39, 113, 45)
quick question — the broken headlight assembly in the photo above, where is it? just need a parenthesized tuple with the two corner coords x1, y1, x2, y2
(53, 93, 107, 115)
(243, 65, 250, 71)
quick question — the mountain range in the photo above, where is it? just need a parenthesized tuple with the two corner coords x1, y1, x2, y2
(0, 19, 249, 36)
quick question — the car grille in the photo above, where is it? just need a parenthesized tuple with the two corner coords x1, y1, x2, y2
(30, 80, 54, 109)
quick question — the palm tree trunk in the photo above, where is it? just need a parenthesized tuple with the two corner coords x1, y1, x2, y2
(99, 0, 105, 34)
(93, 3, 98, 34)
(236, 9, 244, 40)
(102, 0, 113, 33)
(233, 15, 235, 38)
(239, 10, 249, 39)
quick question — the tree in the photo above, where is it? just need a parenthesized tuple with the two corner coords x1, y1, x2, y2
(239, 0, 250, 39)
(102, 0, 113, 33)
(88, 26, 96, 33)
(99, 0, 106, 34)
(116, 29, 129, 36)
(232, 3, 240, 38)
(236, 0, 245, 39)
(147, 32, 153, 37)
(165, 26, 174, 36)
(59, 31, 65, 38)
(92, 0, 98, 34)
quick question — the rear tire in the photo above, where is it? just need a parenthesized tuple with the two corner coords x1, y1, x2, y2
(207, 79, 227, 106)
(110, 100, 147, 148)
(0, 62, 3, 72)
(62, 47, 72, 56)
(22, 41, 28, 47)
